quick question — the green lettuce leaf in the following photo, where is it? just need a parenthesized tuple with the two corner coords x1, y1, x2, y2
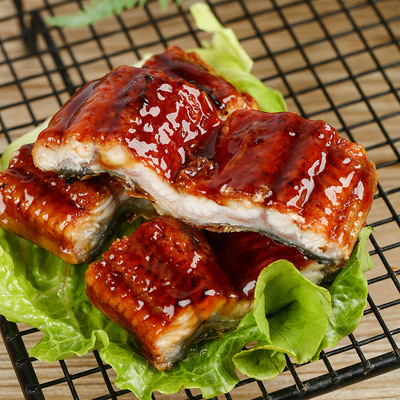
(0, 222, 145, 361)
(0, 229, 114, 361)
(0, 226, 373, 399)
(233, 261, 331, 381)
(313, 227, 374, 359)
(348, 225, 375, 273)
(101, 312, 265, 400)
(189, 3, 287, 113)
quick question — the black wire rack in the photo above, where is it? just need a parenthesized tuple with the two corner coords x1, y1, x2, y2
(0, 0, 400, 399)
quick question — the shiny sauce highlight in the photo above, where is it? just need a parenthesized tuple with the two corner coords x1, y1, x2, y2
(38, 66, 222, 180)
(178, 109, 377, 246)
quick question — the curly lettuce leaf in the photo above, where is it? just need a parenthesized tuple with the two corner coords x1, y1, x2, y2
(189, 3, 287, 113)
(101, 312, 265, 400)
(0, 229, 120, 361)
(312, 227, 374, 359)
(233, 261, 331, 381)
(348, 225, 375, 273)
(0, 217, 143, 361)
(0, 212, 142, 361)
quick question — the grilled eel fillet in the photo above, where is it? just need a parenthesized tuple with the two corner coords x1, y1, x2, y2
(85, 216, 328, 371)
(32, 51, 377, 265)
(86, 216, 251, 370)
(0, 144, 135, 264)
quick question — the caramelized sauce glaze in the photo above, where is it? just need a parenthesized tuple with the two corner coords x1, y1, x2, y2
(85, 216, 235, 368)
(86, 214, 322, 370)
(143, 46, 258, 116)
(38, 66, 222, 180)
(0, 144, 124, 263)
(206, 230, 316, 299)
(178, 110, 377, 250)
(33, 58, 376, 261)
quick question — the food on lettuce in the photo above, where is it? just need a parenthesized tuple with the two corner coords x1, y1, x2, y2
(143, 45, 259, 118)
(86, 216, 250, 370)
(86, 216, 331, 371)
(0, 4, 377, 398)
(0, 144, 135, 264)
(32, 58, 377, 265)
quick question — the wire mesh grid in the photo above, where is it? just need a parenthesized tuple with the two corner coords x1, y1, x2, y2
(0, 0, 399, 399)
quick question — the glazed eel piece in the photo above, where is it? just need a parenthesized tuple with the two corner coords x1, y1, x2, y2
(85, 216, 324, 371)
(85, 216, 251, 370)
(32, 50, 377, 265)
(176, 109, 378, 264)
(0, 144, 135, 264)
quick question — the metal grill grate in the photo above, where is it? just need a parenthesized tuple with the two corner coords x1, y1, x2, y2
(1, 0, 400, 399)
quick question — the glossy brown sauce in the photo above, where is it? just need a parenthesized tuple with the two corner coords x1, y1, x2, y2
(86, 216, 234, 331)
(206, 230, 314, 299)
(3, 144, 119, 211)
(86, 216, 321, 369)
(38, 66, 222, 180)
(34, 54, 376, 260)
(34, 62, 376, 248)
(178, 110, 377, 248)
(0, 144, 123, 263)
(87, 216, 314, 318)
(143, 46, 258, 116)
